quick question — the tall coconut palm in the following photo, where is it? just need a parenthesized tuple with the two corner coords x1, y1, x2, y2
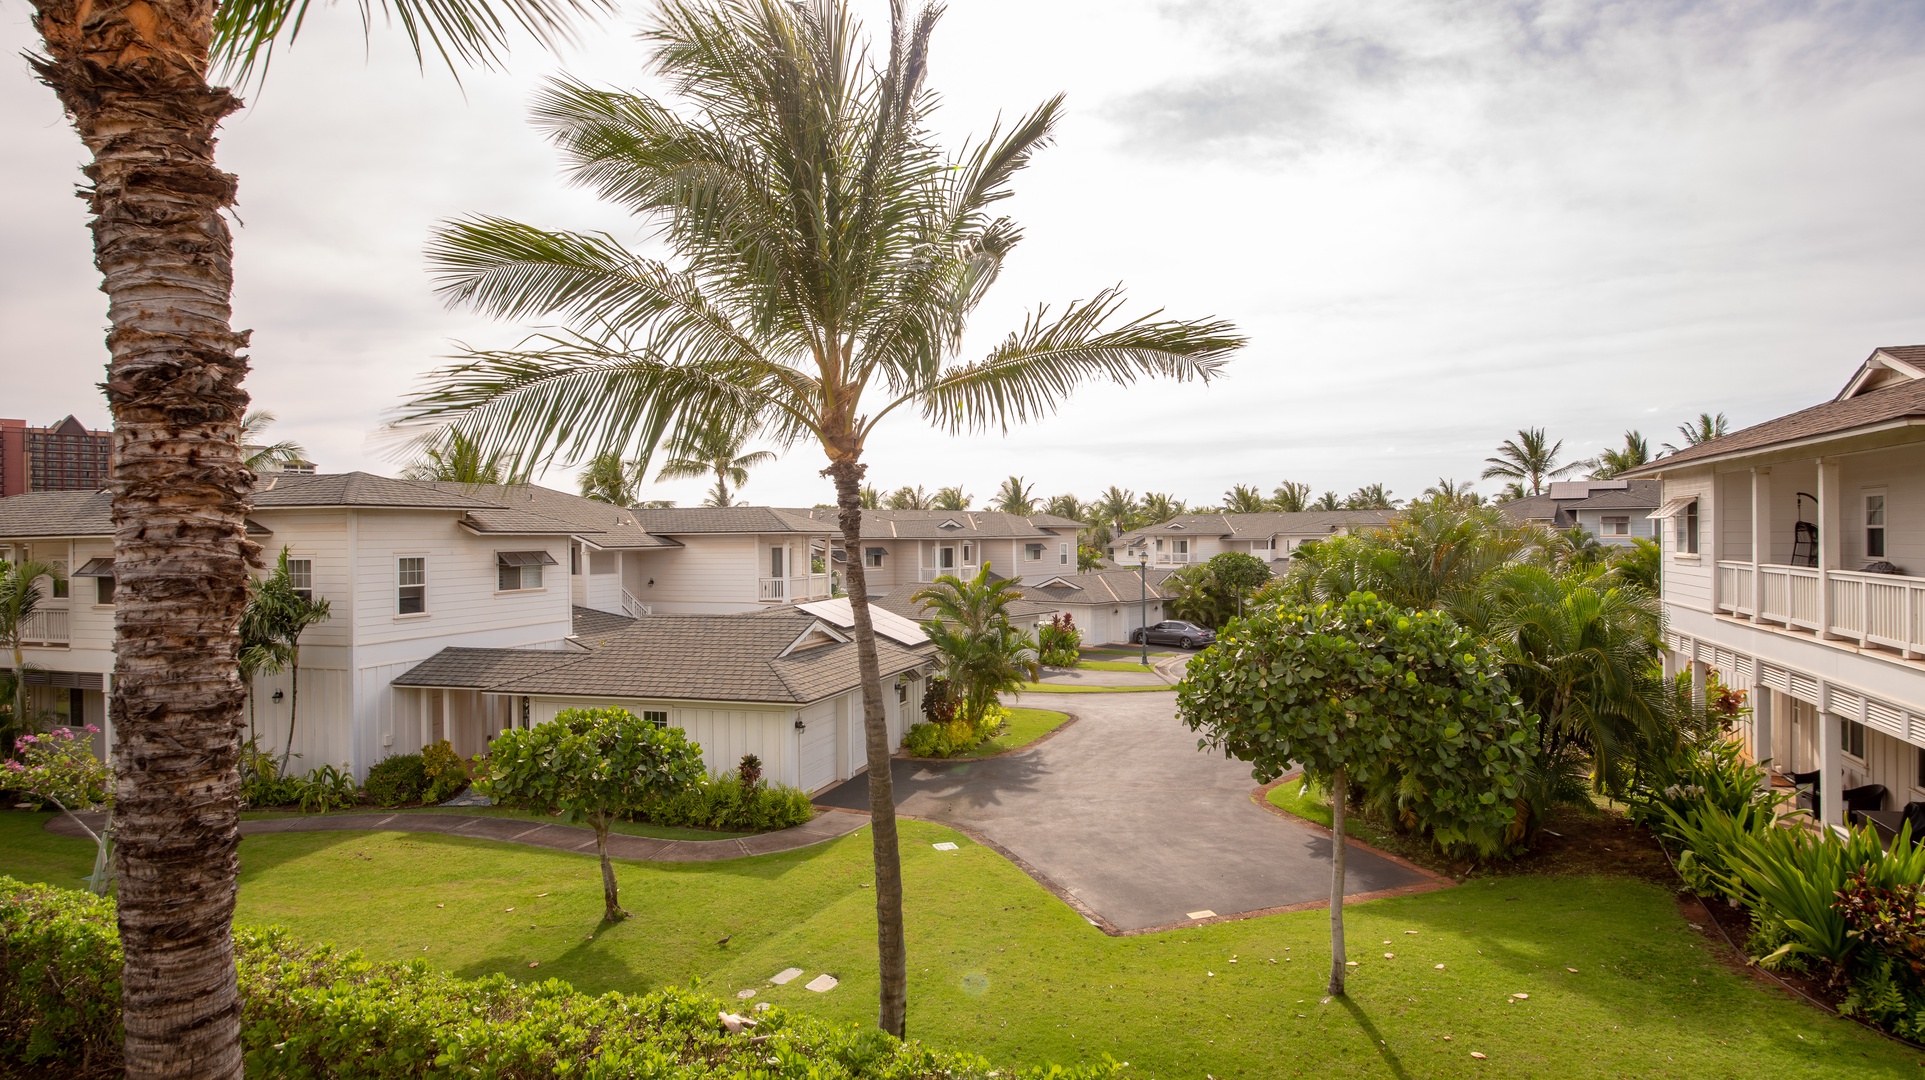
(1140, 491, 1185, 525)
(913, 563, 1031, 727)
(1587, 431, 1650, 479)
(655, 417, 775, 506)
(1343, 483, 1399, 510)
(390, 0, 1242, 1036)
(1662, 412, 1729, 454)
(577, 451, 646, 504)
(992, 476, 1036, 515)
(933, 485, 972, 511)
(239, 410, 307, 473)
(859, 484, 883, 509)
(1092, 486, 1141, 537)
(1044, 493, 1085, 521)
(1419, 477, 1480, 508)
(1221, 483, 1265, 514)
(1268, 480, 1310, 513)
(1481, 427, 1579, 497)
(1312, 490, 1343, 511)
(25, 0, 602, 1067)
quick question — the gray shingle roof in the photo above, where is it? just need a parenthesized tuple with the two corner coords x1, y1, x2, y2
(427, 484, 676, 549)
(1563, 480, 1661, 510)
(796, 508, 1084, 540)
(571, 606, 637, 642)
(254, 472, 501, 510)
(0, 490, 113, 537)
(1021, 567, 1175, 605)
(630, 506, 831, 535)
(405, 608, 932, 704)
(1116, 511, 1393, 545)
(1625, 348, 1925, 474)
(870, 582, 1061, 623)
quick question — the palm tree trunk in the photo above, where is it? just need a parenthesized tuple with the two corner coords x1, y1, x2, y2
(828, 459, 909, 1038)
(595, 819, 625, 921)
(28, 4, 252, 1075)
(1327, 765, 1348, 997)
(280, 648, 300, 771)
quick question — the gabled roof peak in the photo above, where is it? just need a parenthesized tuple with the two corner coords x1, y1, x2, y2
(1838, 346, 1925, 401)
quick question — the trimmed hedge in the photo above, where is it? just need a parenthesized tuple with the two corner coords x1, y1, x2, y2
(0, 877, 1108, 1079)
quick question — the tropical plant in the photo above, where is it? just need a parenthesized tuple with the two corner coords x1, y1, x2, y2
(886, 486, 934, 510)
(1418, 477, 1480, 508)
(248, 548, 333, 771)
(1044, 493, 1085, 521)
(1498, 481, 1529, 502)
(577, 451, 646, 504)
(1037, 613, 1081, 667)
(934, 485, 972, 511)
(1077, 544, 1106, 571)
(1546, 526, 1608, 573)
(1663, 412, 1730, 454)
(1179, 592, 1535, 996)
(992, 476, 1037, 515)
(479, 707, 706, 921)
(388, 0, 1241, 1034)
(1588, 431, 1651, 479)
(5, 725, 114, 893)
(1221, 484, 1266, 514)
(239, 410, 308, 473)
(1092, 486, 1142, 538)
(1169, 552, 1270, 626)
(1268, 481, 1311, 513)
(363, 753, 430, 808)
(1279, 501, 1541, 616)
(1481, 428, 1579, 497)
(914, 564, 1035, 729)
(1139, 491, 1185, 525)
(1610, 537, 1662, 592)
(1343, 483, 1399, 510)
(0, 559, 62, 754)
(655, 417, 775, 507)
(1311, 490, 1343, 511)
(402, 429, 510, 483)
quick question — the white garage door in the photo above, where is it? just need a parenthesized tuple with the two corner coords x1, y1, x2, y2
(799, 702, 837, 792)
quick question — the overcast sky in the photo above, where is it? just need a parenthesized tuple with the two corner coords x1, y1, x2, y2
(4, 0, 1923, 509)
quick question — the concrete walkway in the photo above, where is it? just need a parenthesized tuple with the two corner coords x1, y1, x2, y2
(816, 688, 1441, 933)
(46, 808, 868, 863)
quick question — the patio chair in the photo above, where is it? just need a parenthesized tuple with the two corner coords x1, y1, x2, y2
(1789, 769, 1821, 813)
(1843, 784, 1888, 814)
(1905, 802, 1925, 843)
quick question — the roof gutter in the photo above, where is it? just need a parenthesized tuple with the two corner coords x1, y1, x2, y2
(1621, 417, 1925, 478)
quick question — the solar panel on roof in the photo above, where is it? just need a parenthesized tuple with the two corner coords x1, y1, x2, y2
(795, 598, 929, 647)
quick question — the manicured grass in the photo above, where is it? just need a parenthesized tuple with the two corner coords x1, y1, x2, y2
(242, 805, 749, 842)
(1268, 775, 1415, 854)
(1074, 659, 1155, 673)
(952, 707, 1070, 758)
(1017, 682, 1172, 694)
(3, 810, 1914, 1077)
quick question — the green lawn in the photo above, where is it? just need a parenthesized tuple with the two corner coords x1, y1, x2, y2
(1073, 659, 1156, 674)
(952, 707, 1071, 758)
(241, 805, 749, 842)
(1017, 681, 1172, 694)
(1267, 776, 1431, 863)
(3, 811, 1914, 1078)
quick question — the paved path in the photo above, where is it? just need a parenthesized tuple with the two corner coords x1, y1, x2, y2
(46, 808, 867, 862)
(816, 689, 1439, 932)
(1033, 666, 1171, 687)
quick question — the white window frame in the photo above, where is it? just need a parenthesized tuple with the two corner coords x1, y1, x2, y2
(1059, 542, 1070, 565)
(962, 542, 974, 565)
(1025, 543, 1044, 561)
(1601, 515, 1630, 537)
(1864, 489, 1887, 560)
(1681, 501, 1700, 555)
(938, 545, 956, 570)
(769, 545, 787, 578)
(396, 556, 428, 616)
(864, 546, 885, 568)
(641, 709, 669, 729)
(286, 557, 314, 601)
(95, 574, 115, 606)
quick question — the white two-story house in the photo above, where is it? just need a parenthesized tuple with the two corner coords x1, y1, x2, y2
(1113, 510, 1395, 569)
(799, 508, 1087, 594)
(1627, 345, 1925, 826)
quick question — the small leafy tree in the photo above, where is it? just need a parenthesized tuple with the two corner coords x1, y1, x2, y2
(915, 565, 1034, 729)
(478, 707, 706, 921)
(1206, 551, 1272, 620)
(6, 726, 113, 894)
(1178, 592, 1535, 997)
(0, 558, 63, 754)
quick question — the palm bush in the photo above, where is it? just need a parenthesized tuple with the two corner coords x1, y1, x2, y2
(915, 566, 1034, 727)
(1037, 614, 1081, 667)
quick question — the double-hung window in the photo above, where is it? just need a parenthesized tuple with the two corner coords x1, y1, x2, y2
(641, 710, 669, 730)
(1842, 717, 1867, 760)
(1059, 542, 1069, 565)
(397, 557, 427, 614)
(286, 558, 314, 601)
(1682, 501, 1700, 555)
(496, 551, 554, 591)
(1866, 493, 1887, 559)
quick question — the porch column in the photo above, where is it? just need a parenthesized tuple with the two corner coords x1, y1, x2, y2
(1690, 658, 1707, 709)
(1708, 476, 1722, 612)
(1750, 467, 1770, 624)
(1751, 682, 1774, 794)
(1817, 457, 1842, 639)
(1818, 707, 1845, 827)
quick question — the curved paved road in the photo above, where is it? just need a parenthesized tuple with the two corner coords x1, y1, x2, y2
(817, 689, 1438, 932)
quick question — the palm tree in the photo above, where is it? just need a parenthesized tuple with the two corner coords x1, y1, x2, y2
(1093, 486, 1141, 538)
(1268, 481, 1311, 513)
(390, 0, 1241, 1037)
(239, 410, 307, 473)
(0, 559, 63, 754)
(1419, 478, 1480, 507)
(1662, 412, 1730, 454)
(1498, 481, 1529, 502)
(992, 476, 1037, 515)
(245, 549, 333, 772)
(655, 418, 776, 506)
(913, 564, 1032, 727)
(1221, 483, 1266, 514)
(28, 0, 603, 1065)
(886, 485, 934, 510)
(1044, 493, 1085, 521)
(1140, 491, 1185, 525)
(934, 485, 972, 511)
(1481, 428, 1579, 496)
(1588, 431, 1650, 479)
(1343, 483, 1400, 510)
(860, 485, 883, 510)
(1312, 490, 1343, 511)
(577, 451, 646, 504)
(402, 430, 509, 483)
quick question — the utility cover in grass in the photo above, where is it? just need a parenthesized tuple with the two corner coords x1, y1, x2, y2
(770, 967, 803, 985)
(933, 842, 959, 851)
(805, 974, 839, 992)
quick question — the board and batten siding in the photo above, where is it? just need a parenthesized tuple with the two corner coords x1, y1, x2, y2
(525, 695, 801, 786)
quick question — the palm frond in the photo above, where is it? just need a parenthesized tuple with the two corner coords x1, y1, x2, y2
(897, 288, 1241, 436)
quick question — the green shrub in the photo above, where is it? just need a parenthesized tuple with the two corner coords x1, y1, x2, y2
(0, 876, 1112, 1080)
(421, 739, 470, 804)
(238, 739, 303, 809)
(295, 764, 359, 814)
(903, 722, 952, 758)
(643, 773, 814, 832)
(362, 753, 428, 808)
(902, 704, 1007, 759)
(1038, 615, 1081, 667)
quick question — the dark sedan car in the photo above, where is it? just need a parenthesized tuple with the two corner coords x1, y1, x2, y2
(1130, 620, 1216, 649)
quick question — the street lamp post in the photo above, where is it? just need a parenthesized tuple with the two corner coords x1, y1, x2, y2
(1138, 553, 1149, 666)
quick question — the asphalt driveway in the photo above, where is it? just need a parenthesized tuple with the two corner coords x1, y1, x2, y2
(815, 689, 1436, 932)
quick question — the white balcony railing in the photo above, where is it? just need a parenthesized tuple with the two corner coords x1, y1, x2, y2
(916, 566, 971, 584)
(760, 575, 833, 603)
(18, 607, 69, 646)
(1717, 561, 1923, 659)
(620, 588, 652, 619)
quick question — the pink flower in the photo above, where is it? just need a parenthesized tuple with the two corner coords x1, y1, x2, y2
(84, 724, 100, 734)
(16, 735, 36, 745)
(4, 761, 22, 772)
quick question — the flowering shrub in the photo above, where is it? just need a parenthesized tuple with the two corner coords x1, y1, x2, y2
(1037, 614, 1081, 667)
(5, 726, 113, 894)
(0, 876, 1115, 1080)
(904, 704, 1009, 758)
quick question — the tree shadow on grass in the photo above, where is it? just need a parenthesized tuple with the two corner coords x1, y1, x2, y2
(1335, 995, 1412, 1080)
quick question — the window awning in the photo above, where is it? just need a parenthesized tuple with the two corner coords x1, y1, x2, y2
(864, 547, 886, 558)
(1648, 497, 1695, 521)
(496, 550, 558, 567)
(72, 558, 115, 577)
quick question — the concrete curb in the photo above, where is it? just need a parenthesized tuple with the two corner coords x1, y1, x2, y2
(44, 807, 868, 863)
